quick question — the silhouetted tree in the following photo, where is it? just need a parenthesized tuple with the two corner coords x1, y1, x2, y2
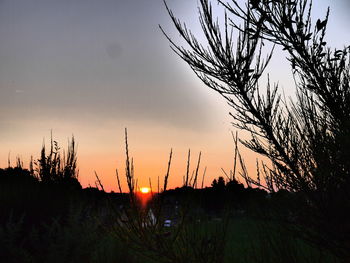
(211, 176, 226, 191)
(226, 179, 244, 192)
(163, 0, 350, 258)
(211, 178, 217, 188)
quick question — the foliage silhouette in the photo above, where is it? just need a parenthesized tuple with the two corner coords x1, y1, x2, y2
(211, 176, 226, 190)
(0, 132, 341, 262)
(0, 136, 83, 229)
(36, 135, 81, 190)
(162, 0, 350, 258)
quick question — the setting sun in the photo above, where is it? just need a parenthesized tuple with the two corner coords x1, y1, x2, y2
(140, 187, 151, 194)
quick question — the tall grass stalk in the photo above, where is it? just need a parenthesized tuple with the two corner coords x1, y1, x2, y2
(109, 128, 227, 263)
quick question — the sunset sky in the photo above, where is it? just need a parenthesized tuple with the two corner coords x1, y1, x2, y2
(0, 0, 349, 192)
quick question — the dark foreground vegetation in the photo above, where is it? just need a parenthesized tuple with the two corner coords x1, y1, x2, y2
(0, 136, 344, 262)
(1, 0, 350, 261)
(161, 0, 350, 261)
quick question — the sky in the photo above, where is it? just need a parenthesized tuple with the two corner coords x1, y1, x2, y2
(0, 0, 349, 192)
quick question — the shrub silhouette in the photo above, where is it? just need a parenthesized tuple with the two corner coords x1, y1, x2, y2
(211, 176, 226, 191)
(0, 167, 37, 186)
(0, 136, 82, 229)
(36, 136, 81, 190)
(163, 0, 350, 258)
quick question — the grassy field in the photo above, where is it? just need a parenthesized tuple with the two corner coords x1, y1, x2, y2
(0, 209, 339, 263)
(224, 218, 338, 263)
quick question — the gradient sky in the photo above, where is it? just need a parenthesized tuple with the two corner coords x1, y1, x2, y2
(0, 0, 349, 192)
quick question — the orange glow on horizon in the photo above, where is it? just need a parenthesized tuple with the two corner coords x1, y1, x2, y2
(140, 187, 151, 194)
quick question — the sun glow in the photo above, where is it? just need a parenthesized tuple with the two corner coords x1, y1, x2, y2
(140, 187, 151, 194)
